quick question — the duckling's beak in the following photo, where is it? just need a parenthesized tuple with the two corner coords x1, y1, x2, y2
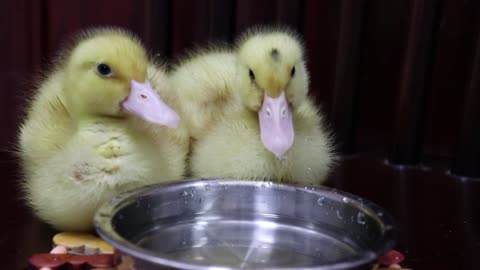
(258, 90, 294, 160)
(122, 80, 180, 128)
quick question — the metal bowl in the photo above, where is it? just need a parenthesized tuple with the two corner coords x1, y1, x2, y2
(95, 179, 397, 270)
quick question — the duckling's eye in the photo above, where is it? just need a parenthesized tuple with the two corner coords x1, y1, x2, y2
(291, 66, 296, 77)
(249, 69, 255, 81)
(96, 63, 113, 77)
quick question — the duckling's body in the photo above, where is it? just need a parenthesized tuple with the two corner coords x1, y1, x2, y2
(184, 28, 334, 185)
(191, 100, 332, 183)
(19, 29, 187, 231)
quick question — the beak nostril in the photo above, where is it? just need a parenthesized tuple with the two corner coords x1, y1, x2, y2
(124, 80, 180, 128)
(259, 90, 294, 159)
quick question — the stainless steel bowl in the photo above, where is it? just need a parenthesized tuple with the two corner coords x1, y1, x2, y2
(95, 179, 397, 270)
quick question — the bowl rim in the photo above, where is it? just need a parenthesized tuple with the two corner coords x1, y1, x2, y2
(95, 178, 397, 270)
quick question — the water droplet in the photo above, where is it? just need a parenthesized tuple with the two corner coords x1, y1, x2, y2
(342, 197, 350, 203)
(336, 210, 343, 219)
(304, 187, 308, 190)
(199, 197, 204, 203)
(194, 255, 204, 261)
(357, 212, 367, 225)
(181, 191, 189, 197)
(181, 241, 186, 245)
(377, 211, 384, 217)
(317, 197, 325, 206)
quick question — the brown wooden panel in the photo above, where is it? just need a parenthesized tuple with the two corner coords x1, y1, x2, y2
(388, 0, 443, 165)
(235, 0, 278, 33)
(171, 0, 208, 56)
(302, 0, 341, 122)
(331, 0, 366, 154)
(142, 0, 173, 58)
(43, 0, 152, 58)
(208, 0, 236, 42)
(0, 0, 45, 152)
(236, 0, 303, 35)
(276, 0, 304, 32)
(422, 0, 480, 164)
(171, 0, 236, 57)
(354, 0, 412, 155)
(451, 31, 480, 177)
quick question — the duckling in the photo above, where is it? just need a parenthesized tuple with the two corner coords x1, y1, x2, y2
(18, 28, 188, 231)
(188, 27, 335, 185)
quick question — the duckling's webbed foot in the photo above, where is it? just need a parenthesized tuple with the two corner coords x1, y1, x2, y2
(65, 138, 125, 184)
(95, 138, 123, 159)
(70, 161, 120, 183)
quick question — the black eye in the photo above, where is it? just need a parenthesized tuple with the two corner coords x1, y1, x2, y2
(291, 66, 296, 77)
(249, 69, 255, 81)
(96, 63, 113, 77)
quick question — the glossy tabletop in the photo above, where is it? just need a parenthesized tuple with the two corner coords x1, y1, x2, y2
(2, 155, 479, 270)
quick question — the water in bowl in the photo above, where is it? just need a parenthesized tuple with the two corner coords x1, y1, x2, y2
(134, 214, 366, 268)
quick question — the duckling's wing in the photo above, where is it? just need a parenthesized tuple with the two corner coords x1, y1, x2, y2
(19, 71, 74, 166)
(288, 99, 336, 184)
(169, 52, 240, 139)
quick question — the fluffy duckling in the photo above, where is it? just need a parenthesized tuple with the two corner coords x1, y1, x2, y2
(18, 28, 188, 231)
(188, 27, 334, 185)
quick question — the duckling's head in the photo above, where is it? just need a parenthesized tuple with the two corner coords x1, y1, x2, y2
(236, 28, 309, 159)
(61, 28, 179, 127)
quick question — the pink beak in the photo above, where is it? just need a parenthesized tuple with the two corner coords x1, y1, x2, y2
(122, 80, 180, 128)
(258, 91, 294, 160)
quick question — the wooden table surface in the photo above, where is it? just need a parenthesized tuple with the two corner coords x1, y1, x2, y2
(2, 154, 479, 269)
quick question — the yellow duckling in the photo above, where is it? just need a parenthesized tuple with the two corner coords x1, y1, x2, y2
(18, 28, 188, 231)
(186, 27, 335, 185)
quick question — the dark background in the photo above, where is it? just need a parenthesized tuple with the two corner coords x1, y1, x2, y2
(1, 0, 479, 269)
